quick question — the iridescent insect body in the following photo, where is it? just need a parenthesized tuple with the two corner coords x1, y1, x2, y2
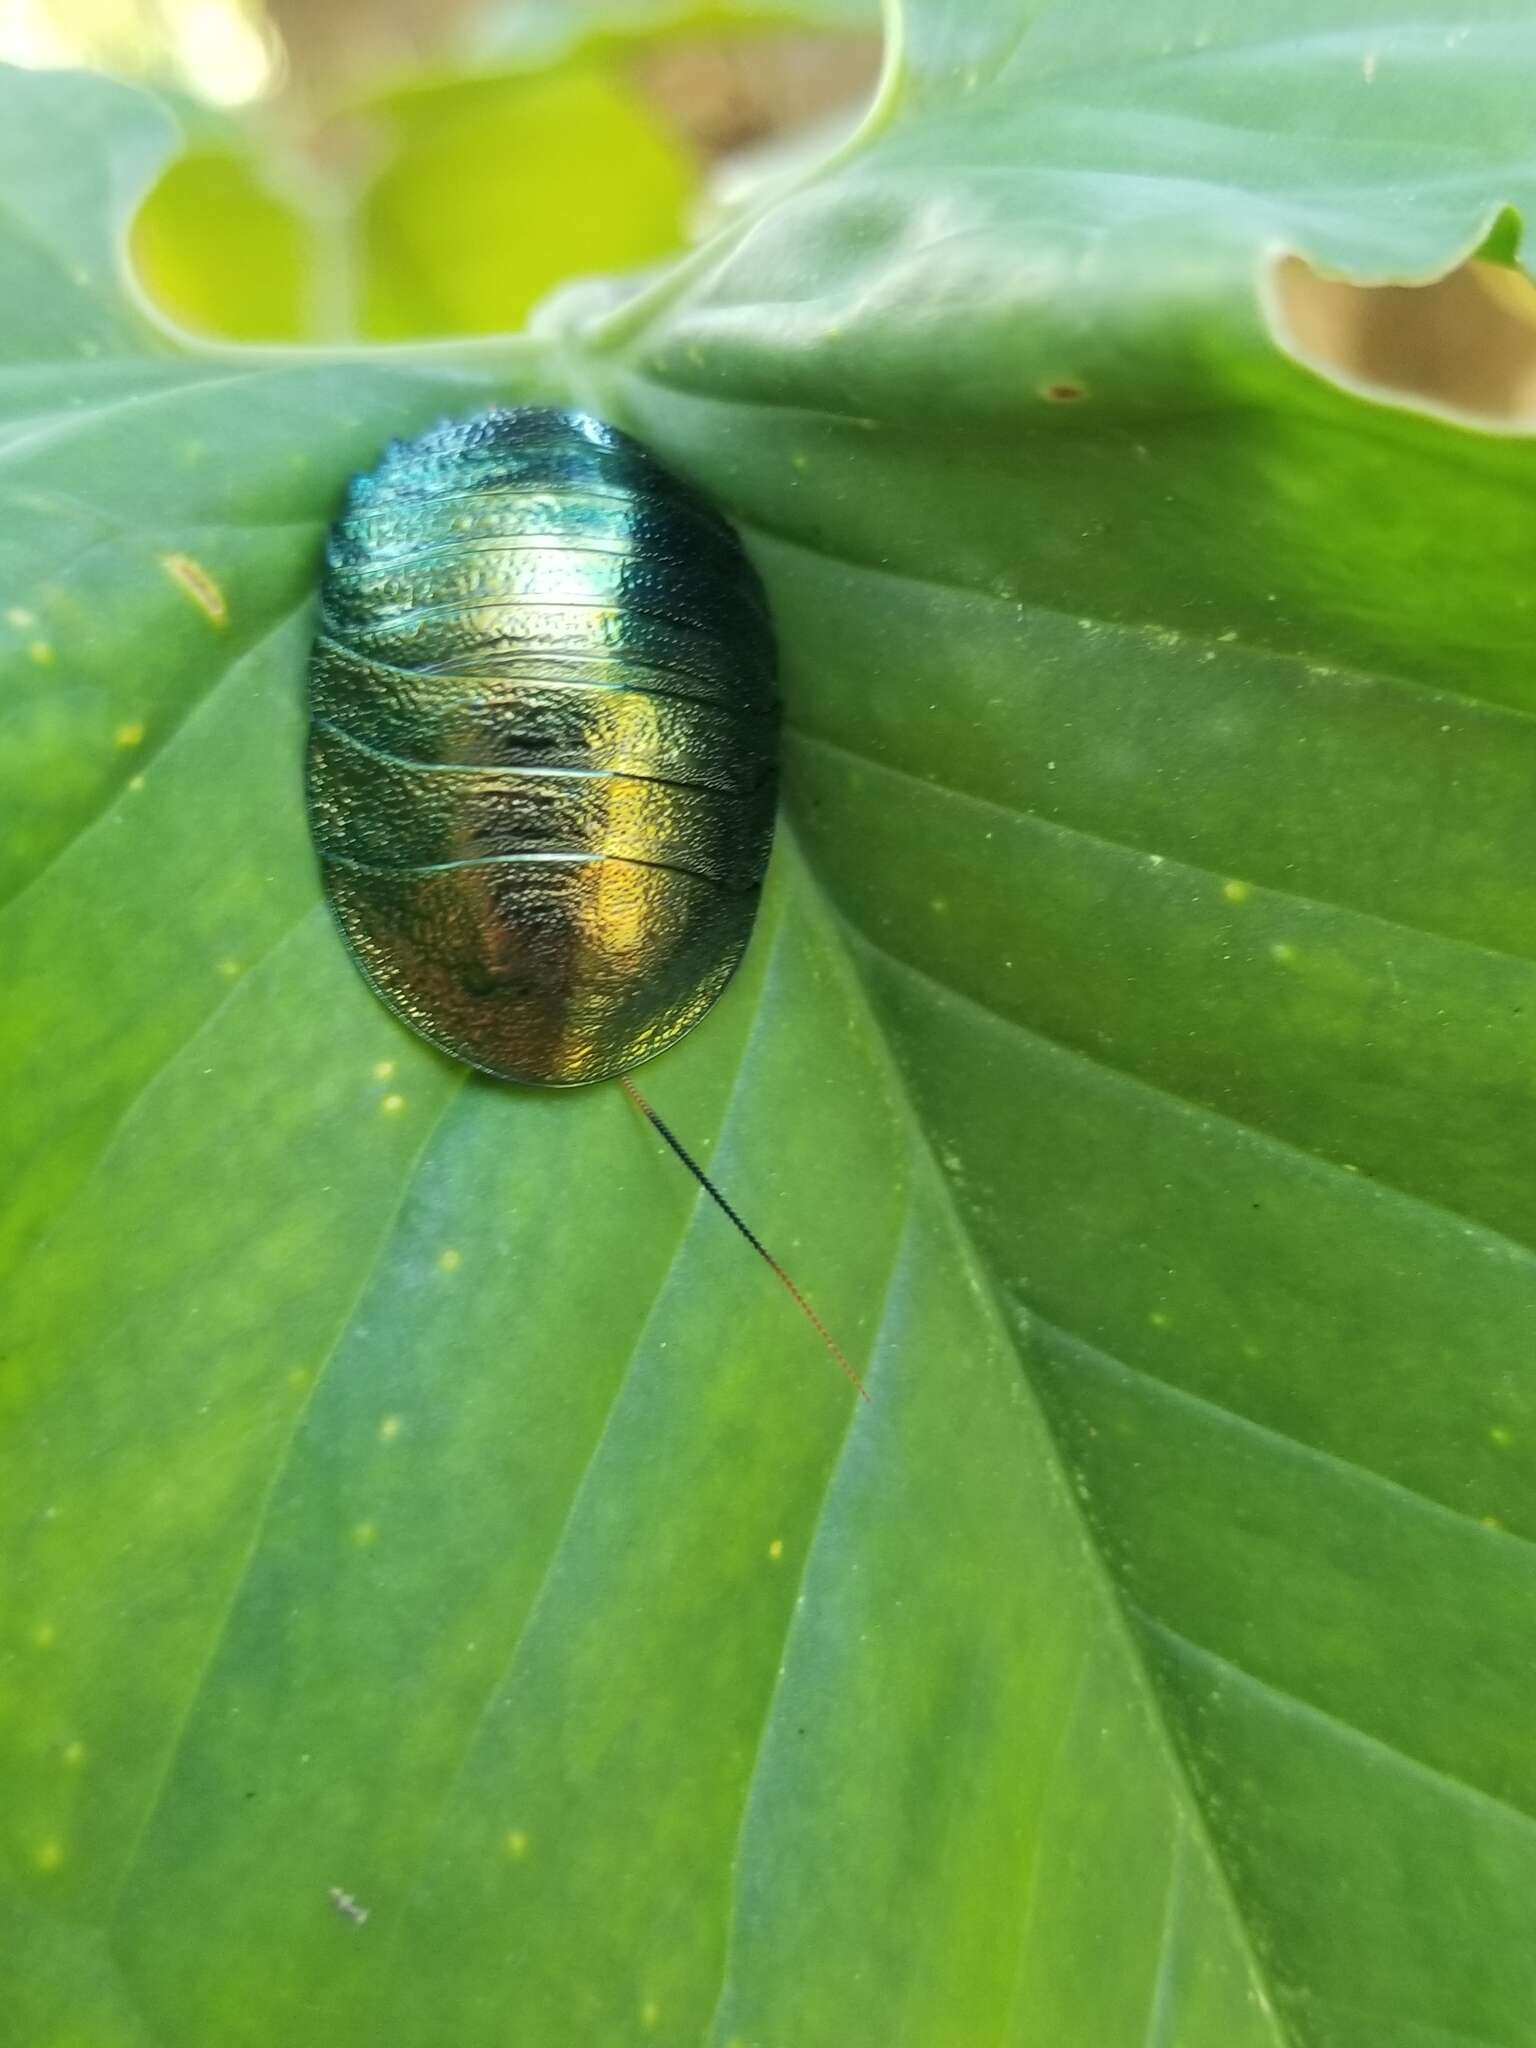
(306, 406, 866, 1400)
(307, 405, 778, 1086)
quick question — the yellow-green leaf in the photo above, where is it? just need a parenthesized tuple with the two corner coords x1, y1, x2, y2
(132, 145, 312, 342)
(358, 64, 696, 339)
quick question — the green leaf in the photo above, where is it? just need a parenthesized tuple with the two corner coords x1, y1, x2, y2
(356, 63, 696, 340)
(131, 143, 314, 343)
(128, 5, 882, 347)
(4, 4, 1536, 2043)
(127, 65, 696, 346)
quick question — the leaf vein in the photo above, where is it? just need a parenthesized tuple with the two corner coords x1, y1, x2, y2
(703, 1182, 909, 2047)
(840, 912, 1536, 1278)
(0, 593, 314, 919)
(104, 1075, 466, 1936)
(794, 725, 1536, 977)
(1032, 1312, 1536, 1562)
(1135, 1611, 1536, 1844)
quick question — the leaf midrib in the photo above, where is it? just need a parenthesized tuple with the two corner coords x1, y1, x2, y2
(793, 838, 1300, 2048)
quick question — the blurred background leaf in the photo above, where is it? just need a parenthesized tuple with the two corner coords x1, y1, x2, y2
(132, 140, 313, 339)
(70, 0, 881, 340)
(351, 60, 696, 338)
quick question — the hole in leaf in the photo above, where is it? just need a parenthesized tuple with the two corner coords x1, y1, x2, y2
(1270, 242, 1536, 426)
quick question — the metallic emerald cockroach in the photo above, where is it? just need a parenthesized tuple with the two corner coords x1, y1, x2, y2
(305, 404, 779, 1089)
(305, 406, 870, 1401)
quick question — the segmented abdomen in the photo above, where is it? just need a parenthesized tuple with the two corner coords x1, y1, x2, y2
(306, 407, 779, 1086)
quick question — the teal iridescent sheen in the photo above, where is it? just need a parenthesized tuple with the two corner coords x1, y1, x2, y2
(306, 407, 779, 1085)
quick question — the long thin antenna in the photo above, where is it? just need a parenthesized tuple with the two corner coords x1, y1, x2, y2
(619, 1074, 871, 1406)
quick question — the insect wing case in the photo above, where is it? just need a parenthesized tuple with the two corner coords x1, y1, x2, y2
(307, 408, 780, 1086)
